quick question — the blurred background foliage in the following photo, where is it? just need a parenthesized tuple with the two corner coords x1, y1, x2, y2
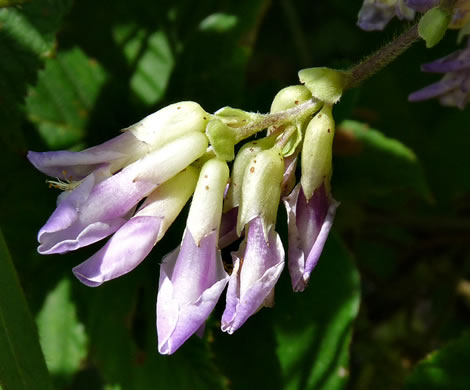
(0, 0, 469, 389)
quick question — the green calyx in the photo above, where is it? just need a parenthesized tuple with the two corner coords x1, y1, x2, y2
(418, 7, 451, 48)
(298, 67, 346, 104)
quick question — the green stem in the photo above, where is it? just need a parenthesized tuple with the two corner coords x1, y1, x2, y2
(344, 23, 420, 90)
(234, 98, 320, 142)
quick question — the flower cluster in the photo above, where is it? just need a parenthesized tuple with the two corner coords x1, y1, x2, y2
(357, 0, 470, 108)
(29, 79, 339, 354)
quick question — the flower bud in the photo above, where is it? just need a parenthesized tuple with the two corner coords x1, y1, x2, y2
(418, 7, 451, 48)
(301, 105, 335, 200)
(135, 132, 208, 184)
(186, 158, 229, 245)
(270, 85, 312, 113)
(223, 137, 275, 212)
(298, 67, 346, 104)
(237, 147, 284, 239)
(128, 101, 208, 148)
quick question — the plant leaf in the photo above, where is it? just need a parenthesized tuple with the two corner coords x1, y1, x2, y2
(26, 47, 108, 148)
(36, 277, 88, 380)
(273, 232, 361, 390)
(0, 229, 53, 390)
(403, 333, 470, 390)
(334, 120, 432, 204)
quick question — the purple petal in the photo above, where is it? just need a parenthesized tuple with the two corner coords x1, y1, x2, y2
(283, 184, 339, 292)
(221, 217, 285, 334)
(218, 207, 240, 249)
(27, 132, 147, 180)
(357, 2, 395, 31)
(157, 230, 228, 354)
(408, 74, 464, 101)
(38, 160, 156, 254)
(37, 135, 205, 254)
(421, 50, 470, 73)
(404, 0, 438, 12)
(72, 216, 162, 287)
(439, 75, 470, 109)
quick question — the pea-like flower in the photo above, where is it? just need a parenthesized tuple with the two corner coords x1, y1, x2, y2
(357, 0, 415, 31)
(284, 105, 339, 292)
(28, 102, 208, 256)
(157, 159, 229, 354)
(409, 37, 470, 109)
(221, 147, 285, 334)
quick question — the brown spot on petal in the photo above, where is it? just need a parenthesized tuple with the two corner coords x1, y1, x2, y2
(205, 185, 210, 190)
(295, 100, 299, 104)
(250, 167, 255, 173)
(177, 106, 181, 109)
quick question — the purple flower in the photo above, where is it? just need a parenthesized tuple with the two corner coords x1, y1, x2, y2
(28, 102, 208, 181)
(72, 167, 199, 286)
(409, 37, 470, 109)
(221, 217, 284, 334)
(282, 104, 339, 291)
(156, 159, 229, 354)
(221, 147, 286, 333)
(357, 0, 415, 31)
(283, 184, 339, 292)
(32, 132, 208, 255)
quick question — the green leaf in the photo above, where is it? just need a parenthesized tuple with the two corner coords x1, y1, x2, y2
(113, 24, 174, 106)
(403, 333, 470, 390)
(273, 232, 361, 390)
(84, 270, 227, 390)
(36, 277, 88, 380)
(26, 47, 108, 148)
(334, 120, 432, 203)
(0, 0, 72, 151)
(0, 229, 53, 390)
(168, 0, 270, 110)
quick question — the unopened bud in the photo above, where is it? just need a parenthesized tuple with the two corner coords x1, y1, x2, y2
(129, 102, 208, 148)
(224, 137, 275, 212)
(301, 105, 335, 200)
(187, 158, 229, 245)
(237, 147, 284, 239)
(418, 7, 450, 48)
(270, 85, 312, 113)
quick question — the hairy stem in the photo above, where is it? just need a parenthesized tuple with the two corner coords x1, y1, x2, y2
(234, 98, 320, 142)
(344, 23, 420, 89)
